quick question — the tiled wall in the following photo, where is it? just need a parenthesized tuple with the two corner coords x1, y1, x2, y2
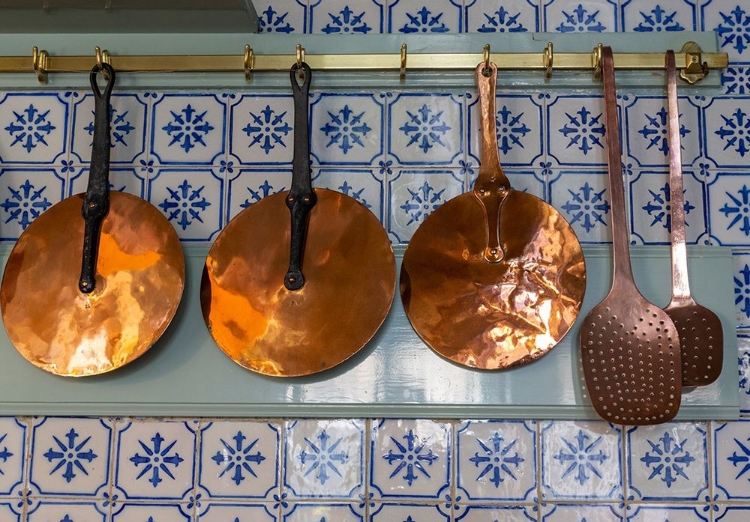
(1, 0, 750, 520)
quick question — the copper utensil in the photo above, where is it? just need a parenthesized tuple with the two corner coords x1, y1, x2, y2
(663, 50, 723, 387)
(400, 62, 586, 370)
(200, 62, 395, 377)
(0, 63, 185, 376)
(581, 47, 681, 424)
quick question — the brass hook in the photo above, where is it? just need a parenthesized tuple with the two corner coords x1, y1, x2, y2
(483, 44, 491, 72)
(95, 46, 111, 80)
(400, 43, 407, 81)
(543, 42, 554, 79)
(244, 44, 254, 82)
(296, 44, 305, 67)
(592, 43, 603, 79)
(32, 46, 49, 84)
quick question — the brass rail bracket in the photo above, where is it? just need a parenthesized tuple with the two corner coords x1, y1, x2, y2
(679, 41, 709, 85)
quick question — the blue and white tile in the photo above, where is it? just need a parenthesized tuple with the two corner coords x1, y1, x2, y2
(540, 421, 623, 500)
(255, 0, 307, 34)
(464, 0, 540, 33)
(70, 93, 148, 164)
(312, 168, 385, 222)
(114, 420, 196, 500)
(621, 0, 696, 32)
(229, 94, 294, 166)
(310, 0, 384, 34)
(467, 93, 543, 167)
(705, 171, 750, 246)
(29, 417, 111, 497)
(541, 503, 624, 521)
(199, 421, 280, 500)
(0, 93, 68, 164)
(702, 98, 750, 167)
(732, 254, 750, 327)
(626, 422, 708, 501)
(0, 419, 25, 497)
(456, 420, 537, 502)
(199, 502, 277, 521)
(714, 506, 750, 521)
(626, 505, 708, 521)
(387, 169, 463, 243)
(388, 0, 461, 34)
(0, 168, 65, 240)
(148, 168, 223, 241)
(283, 503, 363, 521)
(701, 0, 750, 65)
(226, 168, 289, 222)
(722, 67, 750, 95)
(454, 505, 538, 522)
(548, 171, 612, 243)
(111, 503, 191, 522)
(479, 169, 547, 200)
(370, 502, 450, 521)
(284, 419, 364, 499)
(0, 502, 19, 522)
(623, 96, 701, 168)
(151, 94, 226, 165)
(310, 93, 384, 166)
(387, 94, 463, 167)
(370, 419, 451, 500)
(27, 501, 106, 522)
(713, 420, 750, 500)
(67, 167, 145, 198)
(543, 0, 619, 32)
(628, 170, 707, 245)
(740, 334, 750, 413)
(546, 95, 609, 167)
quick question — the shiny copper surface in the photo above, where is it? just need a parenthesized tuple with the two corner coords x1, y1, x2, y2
(201, 188, 396, 377)
(0, 192, 185, 376)
(663, 50, 723, 387)
(581, 47, 682, 425)
(400, 63, 586, 370)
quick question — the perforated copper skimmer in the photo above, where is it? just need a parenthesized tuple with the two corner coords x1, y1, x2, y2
(580, 47, 682, 425)
(663, 50, 723, 387)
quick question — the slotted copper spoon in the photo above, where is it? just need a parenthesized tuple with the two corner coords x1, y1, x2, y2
(581, 46, 682, 425)
(664, 50, 723, 387)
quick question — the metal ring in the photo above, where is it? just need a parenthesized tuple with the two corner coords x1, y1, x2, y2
(543, 42, 554, 79)
(296, 44, 305, 66)
(400, 43, 407, 81)
(244, 44, 253, 82)
(32, 46, 49, 84)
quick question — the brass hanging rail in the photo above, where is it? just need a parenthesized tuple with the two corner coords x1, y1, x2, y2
(0, 41, 728, 85)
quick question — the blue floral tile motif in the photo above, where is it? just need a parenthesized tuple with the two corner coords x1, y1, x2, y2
(621, 0, 696, 32)
(68, 168, 145, 198)
(201, 502, 278, 521)
(388, 0, 461, 34)
(370, 503, 449, 521)
(310, 94, 384, 166)
(71, 93, 147, 164)
(549, 171, 611, 243)
(0, 169, 64, 239)
(714, 107, 750, 157)
(627, 505, 708, 522)
(151, 94, 226, 165)
(387, 94, 463, 167)
(310, 0, 384, 34)
(547, 95, 610, 166)
(626, 423, 708, 501)
(541, 503, 624, 521)
(543, 0, 618, 33)
(111, 503, 191, 522)
(740, 335, 750, 413)
(714, 421, 750, 500)
(370, 419, 451, 499)
(29, 418, 111, 497)
(704, 98, 750, 167)
(456, 421, 536, 502)
(722, 67, 750, 94)
(26, 502, 106, 522)
(284, 420, 364, 499)
(0, 419, 25, 497)
(464, 0, 539, 33)
(148, 169, 223, 241)
(114, 420, 196, 500)
(230, 95, 294, 165)
(226, 169, 289, 221)
(702, 1, 750, 64)
(0, 179, 52, 230)
(456, 505, 537, 522)
(283, 503, 363, 521)
(312, 169, 385, 222)
(705, 171, 750, 246)
(732, 253, 750, 326)
(255, 0, 307, 33)
(0, 93, 68, 164)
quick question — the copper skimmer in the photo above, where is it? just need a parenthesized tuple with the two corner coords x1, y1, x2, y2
(664, 50, 723, 387)
(581, 47, 682, 424)
(200, 62, 396, 377)
(400, 62, 586, 370)
(0, 63, 185, 376)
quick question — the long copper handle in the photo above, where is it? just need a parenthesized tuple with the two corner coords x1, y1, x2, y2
(602, 47, 635, 286)
(666, 50, 691, 301)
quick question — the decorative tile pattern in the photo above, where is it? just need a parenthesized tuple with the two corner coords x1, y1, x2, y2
(254, 0, 307, 34)
(229, 94, 294, 166)
(388, 0, 462, 34)
(370, 419, 451, 499)
(283, 503, 363, 521)
(703, 97, 750, 167)
(715, 506, 750, 521)
(0, 419, 25, 497)
(464, 0, 540, 33)
(722, 67, 750, 94)
(548, 171, 612, 243)
(455, 505, 537, 521)
(714, 420, 750, 499)
(112, 503, 191, 522)
(543, 0, 619, 33)
(701, 0, 750, 65)
(621, 0, 696, 32)
(546, 95, 609, 167)
(29, 417, 111, 497)
(541, 503, 625, 521)
(0, 502, 20, 522)
(68, 167, 145, 198)
(626, 505, 709, 521)
(27, 501, 106, 522)
(284, 419, 364, 499)
(456, 420, 536, 502)
(199, 421, 280, 500)
(733, 254, 750, 326)
(740, 334, 750, 414)
(705, 171, 750, 246)
(200, 502, 277, 521)
(626, 423, 708, 501)
(0, 93, 68, 164)
(309, 0, 385, 34)
(0, 168, 65, 240)
(226, 168, 290, 221)
(312, 168, 385, 222)
(370, 502, 450, 520)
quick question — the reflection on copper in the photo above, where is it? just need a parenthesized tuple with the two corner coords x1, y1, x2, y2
(201, 189, 396, 377)
(400, 63, 586, 370)
(0, 192, 185, 376)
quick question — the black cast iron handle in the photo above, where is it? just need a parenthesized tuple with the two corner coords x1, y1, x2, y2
(79, 63, 115, 294)
(285, 62, 316, 291)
